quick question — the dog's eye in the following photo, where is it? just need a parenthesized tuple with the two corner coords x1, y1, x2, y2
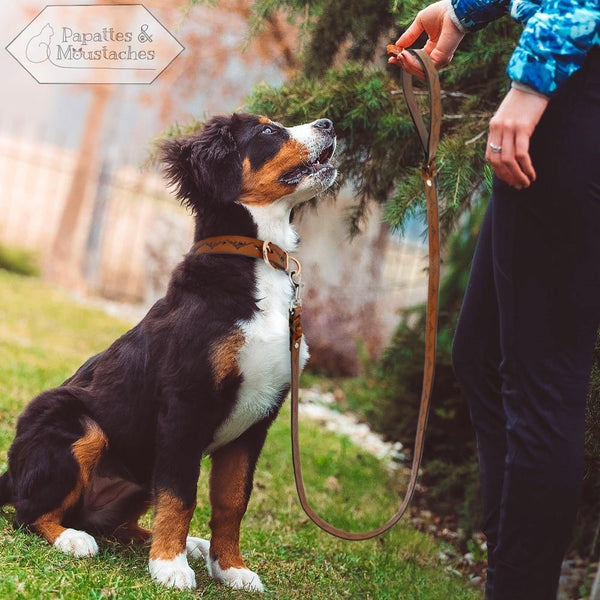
(261, 126, 275, 135)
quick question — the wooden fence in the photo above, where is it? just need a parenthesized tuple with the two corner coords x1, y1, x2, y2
(0, 129, 192, 303)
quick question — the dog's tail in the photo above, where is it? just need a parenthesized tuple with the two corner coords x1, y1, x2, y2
(0, 472, 12, 506)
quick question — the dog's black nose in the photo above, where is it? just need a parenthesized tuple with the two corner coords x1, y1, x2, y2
(313, 118, 335, 134)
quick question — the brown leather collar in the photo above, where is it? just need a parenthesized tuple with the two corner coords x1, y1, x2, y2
(193, 235, 301, 277)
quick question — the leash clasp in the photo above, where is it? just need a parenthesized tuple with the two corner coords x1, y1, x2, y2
(263, 239, 302, 307)
(290, 278, 303, 308)
(289, 256, 303, 309)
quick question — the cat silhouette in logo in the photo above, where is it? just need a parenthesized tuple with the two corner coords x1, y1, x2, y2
(26, 23, 54, 63)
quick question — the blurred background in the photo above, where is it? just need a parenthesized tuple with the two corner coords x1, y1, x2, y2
(1, 1, 598, 596)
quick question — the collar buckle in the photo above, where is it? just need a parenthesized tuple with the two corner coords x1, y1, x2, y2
(262, 240, 280, 270)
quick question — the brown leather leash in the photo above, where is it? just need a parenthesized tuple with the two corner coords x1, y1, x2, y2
(194, 49, 441, 541)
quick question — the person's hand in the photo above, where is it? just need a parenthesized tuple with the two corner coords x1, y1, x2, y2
(486, 88, 549, 189)
(388, 0, 464, 77)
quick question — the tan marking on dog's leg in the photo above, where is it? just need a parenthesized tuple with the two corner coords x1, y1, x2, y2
(209, 329, 245, 386)
(148, 491, 196, 589)
(71, 420, 108, 482)
(111, 494, 152, 543)
(209, 442, 250, 570)
(33, 419, 108, 545)
(149, 491, 195, 561)
(113, 497, 152, 543)
(33, 514, 68, 544)
(207, 443, 264, 591)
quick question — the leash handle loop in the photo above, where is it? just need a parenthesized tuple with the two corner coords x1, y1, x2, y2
(400, 50, 441, 171)
(288, 48, 442, 540)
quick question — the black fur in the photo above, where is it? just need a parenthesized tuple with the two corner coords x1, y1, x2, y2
(0, 113, 298, 530)
(161, 115, 243, 211)
(0, 473, 11, 506)
(0, 114, 337, 583)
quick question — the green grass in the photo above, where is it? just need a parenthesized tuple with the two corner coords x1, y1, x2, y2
(0, 270, 479, 599)
(0, 244, 40, 277)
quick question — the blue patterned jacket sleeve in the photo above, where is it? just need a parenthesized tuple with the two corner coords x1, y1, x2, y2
(450, 0, 510, 31)
(450, 0, 600, 96)
(507, 0, 600, 96)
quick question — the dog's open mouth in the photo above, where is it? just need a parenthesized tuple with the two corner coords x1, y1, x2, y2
(315, 143, 334, 166)
(280, 142, 336, 186)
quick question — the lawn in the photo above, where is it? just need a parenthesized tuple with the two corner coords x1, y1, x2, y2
(0, 270, 479, 599)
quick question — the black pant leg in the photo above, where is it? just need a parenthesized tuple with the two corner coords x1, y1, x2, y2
(453, 48, 600, 600)
(452, 203, 505, 597)
(490, 50, 600, 599)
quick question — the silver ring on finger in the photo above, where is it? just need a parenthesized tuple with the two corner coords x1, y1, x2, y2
(489, 142, 502, 153)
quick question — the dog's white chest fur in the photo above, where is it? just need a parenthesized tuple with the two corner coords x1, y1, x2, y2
(206, 204, 309, 453)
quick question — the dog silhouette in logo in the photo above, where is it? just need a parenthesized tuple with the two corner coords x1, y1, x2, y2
(26, 23, 54, 63)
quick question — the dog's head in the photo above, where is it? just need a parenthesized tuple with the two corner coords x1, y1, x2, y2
(160, 113, 337, 214)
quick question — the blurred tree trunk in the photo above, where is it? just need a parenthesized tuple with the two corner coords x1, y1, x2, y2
(82, 157, 113, 292)
(296, 197, 394, 376)
(45, 86, 112, 288)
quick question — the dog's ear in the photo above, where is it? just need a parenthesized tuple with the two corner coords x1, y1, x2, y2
(160, 115, 242, 212)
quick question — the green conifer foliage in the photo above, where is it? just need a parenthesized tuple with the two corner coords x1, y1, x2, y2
(248, 0, 520, 235)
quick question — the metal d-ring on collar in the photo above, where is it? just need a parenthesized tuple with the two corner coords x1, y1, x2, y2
(260, 239, 302, 286)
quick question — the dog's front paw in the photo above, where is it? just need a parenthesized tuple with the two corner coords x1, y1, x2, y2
(186, 536, 210, 561)
(53, 528, 98, 558)
(149, 552, 196, 590)
(211, 563, 265, 593)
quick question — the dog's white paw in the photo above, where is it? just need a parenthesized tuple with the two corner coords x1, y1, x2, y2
(191, 539, 264, 592)
(149, 552, 196, 590)
(186, 536, 210, 561)
(53, 528, 98, 558)
(211, 562, 265, 593)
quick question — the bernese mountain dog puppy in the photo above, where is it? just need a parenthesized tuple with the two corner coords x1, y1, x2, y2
(0, 114, 337, 592)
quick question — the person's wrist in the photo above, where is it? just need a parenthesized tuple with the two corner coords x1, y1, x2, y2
(510, 80, 549, 101)
(505, 86, 549, 112)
